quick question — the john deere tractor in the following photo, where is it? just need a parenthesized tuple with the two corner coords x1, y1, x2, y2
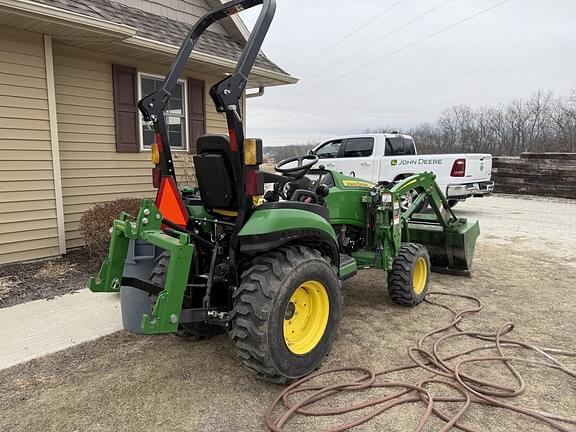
(89, 0, 479, 383)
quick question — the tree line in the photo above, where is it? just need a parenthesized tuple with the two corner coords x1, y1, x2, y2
(264, 144, 317, 163)
(371, 89, 576, 156)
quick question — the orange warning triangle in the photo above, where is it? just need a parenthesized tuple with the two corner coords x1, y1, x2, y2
(156, 176, 188, 227)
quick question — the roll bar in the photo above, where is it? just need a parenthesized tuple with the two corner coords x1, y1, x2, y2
(138, 0, 276, 181)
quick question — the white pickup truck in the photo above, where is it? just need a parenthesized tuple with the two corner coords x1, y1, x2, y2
(310, 133, 494, 206)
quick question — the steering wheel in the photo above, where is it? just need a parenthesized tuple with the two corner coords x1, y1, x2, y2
(275, 155, 319, 178)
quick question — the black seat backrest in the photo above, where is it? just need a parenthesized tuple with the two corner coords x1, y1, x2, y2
(193, 134, 239, 211)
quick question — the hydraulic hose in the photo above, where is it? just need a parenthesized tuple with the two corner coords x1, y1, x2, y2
(266, 292, 576, 432)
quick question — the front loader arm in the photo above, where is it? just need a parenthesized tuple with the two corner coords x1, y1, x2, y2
(389, 172, 457, 227)
(389, 172, 480, 274)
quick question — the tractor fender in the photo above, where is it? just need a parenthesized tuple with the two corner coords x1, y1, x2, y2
(238, 207, 339, 266)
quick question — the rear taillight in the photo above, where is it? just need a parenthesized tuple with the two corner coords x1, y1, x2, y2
(152, 167, 161, 188)
(451, 159, 466, 177)
(244, 170, 264, 196)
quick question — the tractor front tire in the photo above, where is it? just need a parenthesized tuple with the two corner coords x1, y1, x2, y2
(387, 243, 430, 306)
(230, 246, 341, 384)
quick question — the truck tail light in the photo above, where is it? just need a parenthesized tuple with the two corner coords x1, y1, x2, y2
(451, 159, 466, 177)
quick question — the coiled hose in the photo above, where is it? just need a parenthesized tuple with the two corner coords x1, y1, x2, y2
(266, 292, 576, 431)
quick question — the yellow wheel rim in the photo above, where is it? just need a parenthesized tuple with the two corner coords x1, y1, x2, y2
(283, 280, 330, 355)
(412, 257, 428, 295)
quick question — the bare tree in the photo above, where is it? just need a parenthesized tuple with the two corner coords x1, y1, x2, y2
(370, 88, 576, 156)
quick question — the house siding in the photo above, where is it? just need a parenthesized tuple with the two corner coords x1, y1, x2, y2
(0, 12, 250, 264)
(0, 27, 60, 264)
(52, 43, 229, 250)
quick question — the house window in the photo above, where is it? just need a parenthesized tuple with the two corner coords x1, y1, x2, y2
(139, 74, 188, 150)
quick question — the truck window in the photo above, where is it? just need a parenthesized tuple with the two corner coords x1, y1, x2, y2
(403, 138, 416, 155)
(385, 137, 415, 156)
(342, 138, 374, 158)
(315, 140, 343, 159)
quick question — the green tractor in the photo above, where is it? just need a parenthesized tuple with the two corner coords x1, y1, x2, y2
(89, 0, 480, 383)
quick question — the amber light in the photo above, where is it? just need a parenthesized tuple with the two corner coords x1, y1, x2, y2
(244, 139, 257, 165)
(150, 143, 160, 165)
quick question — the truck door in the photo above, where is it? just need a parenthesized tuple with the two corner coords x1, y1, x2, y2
(314, 139, 344, 170)
(337, 137, 375, 180)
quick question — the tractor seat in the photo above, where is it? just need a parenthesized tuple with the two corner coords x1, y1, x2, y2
(193, 134, 239, 214)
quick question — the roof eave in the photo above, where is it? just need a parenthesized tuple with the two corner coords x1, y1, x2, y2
(124, 35, 298, 87)
(0, 0, 296, 87)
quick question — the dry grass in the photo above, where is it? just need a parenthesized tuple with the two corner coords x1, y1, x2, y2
(0, 276, 21, 301)
(0, 242, 574, 432)
(0, 249, 101, 308)
(37, 261, 78, 280)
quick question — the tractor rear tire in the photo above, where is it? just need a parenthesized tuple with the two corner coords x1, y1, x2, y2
(387, 243, 430, 306)
(151, 253, 223, 339)
(230, 246, 341, 384)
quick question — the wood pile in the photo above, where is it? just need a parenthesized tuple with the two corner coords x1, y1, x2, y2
(492, 153, 576, 199)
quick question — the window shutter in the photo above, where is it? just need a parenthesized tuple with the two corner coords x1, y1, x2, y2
(112, 65, 139, 153)
(187, 78, 205, 154)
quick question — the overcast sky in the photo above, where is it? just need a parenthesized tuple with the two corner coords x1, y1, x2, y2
(239, 0, 576, 146)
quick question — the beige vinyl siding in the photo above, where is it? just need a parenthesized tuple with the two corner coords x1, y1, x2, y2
(0, 27, 60, 264)
(53, 47, 153, 249)
(53, 44, 227, 249)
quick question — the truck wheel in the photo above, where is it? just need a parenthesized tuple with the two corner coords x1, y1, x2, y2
(387, 243, 430, 306)
(230, 246, 341, 383)
(151, 253, 223, 339)
(400, 189, 428, 213)
(447, 200, 458, 208)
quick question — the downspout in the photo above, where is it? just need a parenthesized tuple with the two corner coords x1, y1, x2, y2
(244, 87, 264, 135)
(246, 87, 265, 98)
(43, 35, 66, 255)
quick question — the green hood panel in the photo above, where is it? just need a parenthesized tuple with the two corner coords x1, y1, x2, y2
(239, 208, 337, 240)
(330, 171, 374, 190)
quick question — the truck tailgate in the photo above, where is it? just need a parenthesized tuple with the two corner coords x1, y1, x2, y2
(465, 154, 492, 182)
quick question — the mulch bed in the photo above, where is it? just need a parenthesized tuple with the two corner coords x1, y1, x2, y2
(0, 249, 102, 309)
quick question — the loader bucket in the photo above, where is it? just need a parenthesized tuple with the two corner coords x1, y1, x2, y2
(407, 218, 480, 275)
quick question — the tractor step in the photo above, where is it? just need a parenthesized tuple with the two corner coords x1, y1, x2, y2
(339, 255, 357, 281)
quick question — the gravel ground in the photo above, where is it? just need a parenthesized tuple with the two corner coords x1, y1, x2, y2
(0, 195, 575, 432)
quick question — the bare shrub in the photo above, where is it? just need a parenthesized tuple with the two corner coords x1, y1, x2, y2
(79, 198, 141, 258)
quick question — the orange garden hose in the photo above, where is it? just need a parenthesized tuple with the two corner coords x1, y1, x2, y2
(266, 292, 576, 431)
